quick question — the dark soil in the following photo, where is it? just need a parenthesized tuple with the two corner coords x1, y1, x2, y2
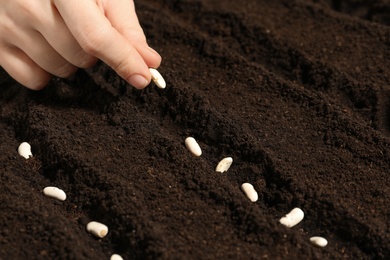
(1, 0, 390, 259)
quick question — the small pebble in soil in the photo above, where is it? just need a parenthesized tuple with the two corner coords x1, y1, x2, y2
(149, 68, 166, 89)
(42, 186, 66, 201)
(86, 221, 108, 238)
(215, 157, 233, 173)
(310, 236, 328, 247)
(279, 207, 304, 228)
(185, 137, 202, 156)
(241, 183, 258, 202)
(18, 142, 32, 159)
(110, 254, 124, 260)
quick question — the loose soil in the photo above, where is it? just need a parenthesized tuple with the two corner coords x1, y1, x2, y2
(1, 0, 390, 259)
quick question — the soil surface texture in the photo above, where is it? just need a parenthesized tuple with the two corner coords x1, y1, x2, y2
(1, 0, 390, 259)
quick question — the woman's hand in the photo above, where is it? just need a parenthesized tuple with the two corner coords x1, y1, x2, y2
(0, 0, 161, 90)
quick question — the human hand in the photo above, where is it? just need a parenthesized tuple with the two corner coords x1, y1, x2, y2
(0, 0, 161, 90)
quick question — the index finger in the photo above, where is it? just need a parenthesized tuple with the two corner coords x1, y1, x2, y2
(104, 0, 162, 69)
(53, 0, 151, 89)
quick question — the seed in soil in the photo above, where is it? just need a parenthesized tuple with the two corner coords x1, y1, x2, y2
(215, 157, 233, 173)
(185, 137, 202, 156)
(149, 68, 166, 89)
(310, 236, 328, 247)
(110, 254, 123, 260)
(279, 208, 304, 228)
(241, 183, 258, 202)
(42, 187, 66, 201)
(86, 221, 108, 238)
(18, 142, 32, 159)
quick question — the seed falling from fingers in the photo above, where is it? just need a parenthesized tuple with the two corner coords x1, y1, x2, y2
(149, 68, 166, 89)
(42, 186, 67, 201)
(279, 208, 304, 228)
(215, 157, 233, 173)
(185, 137, 202, 156)
(241, 183, 258, 202)
(18, 142, 32, 159)
(310, 236, 328, 248)
(86, 221, 108, 238)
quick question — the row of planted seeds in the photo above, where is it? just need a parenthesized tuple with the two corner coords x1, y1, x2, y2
(18, 142, 123, 260)
(17, 129, 326, 258)
(17, 70, 326, 260)
(15, 69, 167, 259)
(185, 137, 328, 248)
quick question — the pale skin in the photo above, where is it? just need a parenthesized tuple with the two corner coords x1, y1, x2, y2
(0, 0, 162, 90)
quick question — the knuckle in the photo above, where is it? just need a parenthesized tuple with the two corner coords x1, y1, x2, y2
(0, 14, 21, 38)
(112, 55, 130, 78)
(79, 27, 110, 55)
(76, 53, 98, 69)
(13, 1, 41, 26)
(54, 63, 77, 78)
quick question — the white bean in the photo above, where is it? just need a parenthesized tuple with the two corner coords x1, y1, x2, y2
(110, 254, 124, 260)
(310, 236, 328, 247)
(241, 183, 258, 202)
(215, 157, 233, 173)
(279, 207, 304, 228)
(86, 221, 108, 238)
(42, 186, 66, 201)
(185, 137, 202, 156)
(18, 142, 32, 159)
(149, 68, 166, 89)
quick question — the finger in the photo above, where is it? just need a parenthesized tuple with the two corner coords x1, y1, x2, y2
(14, 29, 78, 79)
(34, 3, 97, 69)
(54, 0, 152, 89)
(103, 0, 162, 68)
(0, 44, 51, 90)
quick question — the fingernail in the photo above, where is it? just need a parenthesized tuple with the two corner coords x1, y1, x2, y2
(128, 74, 149, 89)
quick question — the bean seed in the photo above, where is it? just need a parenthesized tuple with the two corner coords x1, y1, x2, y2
(279, 208, 304, 228)
(110, 254, 124, 260)
(42, 186, 66, 201)
(185, 137, 202, 156)
(241, 183, 258, 202)
(18, 142, 32, 159)
(86, 221, 108, 238)
(215, 157, 233, 173)
(149, 68, 166, 89)
(310, 236, 328, 247)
